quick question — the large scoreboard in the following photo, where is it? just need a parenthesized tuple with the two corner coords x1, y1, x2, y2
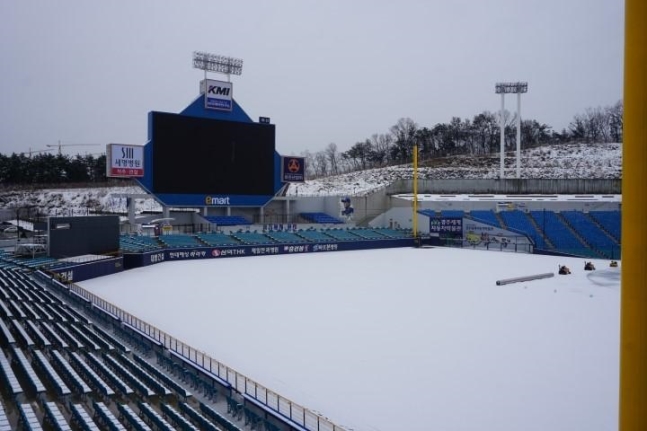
(150, 112, 276, 196)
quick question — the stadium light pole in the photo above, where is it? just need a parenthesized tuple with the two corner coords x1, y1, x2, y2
(412, 145, 419, 241)
(495, 82, 528, 179)
(192, 51, 244, 82)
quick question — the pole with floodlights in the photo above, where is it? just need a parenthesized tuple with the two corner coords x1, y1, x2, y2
(192, 51, 244, 82)
(495, 82, 528, 179)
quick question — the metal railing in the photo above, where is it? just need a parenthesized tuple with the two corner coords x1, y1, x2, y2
(63, 281, 345, 431)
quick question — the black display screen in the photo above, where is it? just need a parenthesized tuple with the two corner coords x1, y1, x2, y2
(151, 112, 276, 195)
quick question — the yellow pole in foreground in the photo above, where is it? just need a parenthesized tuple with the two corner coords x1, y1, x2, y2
(619, 0, 647, 429)
(413, 145, 418, 238)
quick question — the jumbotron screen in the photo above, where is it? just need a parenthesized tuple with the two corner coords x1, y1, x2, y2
(151, 112, 276, 195)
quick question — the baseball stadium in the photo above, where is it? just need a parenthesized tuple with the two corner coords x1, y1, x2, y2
(0, 40, 642, 430)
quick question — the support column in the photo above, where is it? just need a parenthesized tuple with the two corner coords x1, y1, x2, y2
(516, 92, 521, 179)
(619, 0, 647, 429)
(286, 199, 291, 224)
(127, 197, 136, 227)
(499, 93, 505, 179)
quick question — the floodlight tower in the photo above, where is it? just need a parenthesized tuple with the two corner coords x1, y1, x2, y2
(192, 51, 243, 81)
(495, 82, 528, 179)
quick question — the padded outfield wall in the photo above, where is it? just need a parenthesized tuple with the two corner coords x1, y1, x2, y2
(122, 238, 414, 269)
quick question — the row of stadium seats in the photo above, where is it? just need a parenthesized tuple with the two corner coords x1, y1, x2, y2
(420, 209, 620, 258)
(202, 213, 349, 226)
(0, 267, 252, 431)
(119, 227, 414, 249)
(203, 215, 252, 226)
(299, 212, 344, 224)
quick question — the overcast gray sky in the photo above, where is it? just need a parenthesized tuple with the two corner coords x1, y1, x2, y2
(0, 0, 624, 157)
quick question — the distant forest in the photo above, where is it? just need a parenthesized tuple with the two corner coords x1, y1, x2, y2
(303, 101, 623, 178)
(0, 101, 622, 186)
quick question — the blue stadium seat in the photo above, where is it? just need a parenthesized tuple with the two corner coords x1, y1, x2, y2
(321, 229, 363, 241)
(589, 211, 621, 242)
(43, 401, 72, 431)
(204, 216, 252, 226)
(18, 403, 41, 431)
(440, 210, 464, 218)
(469, 210, 502, 228)
(499, 210, 548, 250)
(197, 233, 242, 246)
(299, 212, 344, 224)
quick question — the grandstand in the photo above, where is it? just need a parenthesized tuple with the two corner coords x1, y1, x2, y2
(0, 54, 623, 431)
(0, 266, 294, 431)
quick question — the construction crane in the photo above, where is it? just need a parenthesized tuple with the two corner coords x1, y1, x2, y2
(47, 141, 102, 155)
(27, 148, 56, 157)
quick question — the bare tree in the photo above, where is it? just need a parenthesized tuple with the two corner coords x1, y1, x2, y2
(389, 118, 418, 163)
(311, 151, 329, 178)
(325, 143, 340, 175)
(607, 100, 623, 143)
(300, 150, 316, 179)
(370, 133, 392, 167)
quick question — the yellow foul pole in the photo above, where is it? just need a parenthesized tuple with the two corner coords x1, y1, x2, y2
(619, 0, 647, 429)
(413, 145, 418, 238)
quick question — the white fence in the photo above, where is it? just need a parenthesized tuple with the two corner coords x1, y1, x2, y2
(62, 280, 346, 431)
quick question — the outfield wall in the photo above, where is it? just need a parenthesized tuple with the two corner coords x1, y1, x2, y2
(47, 256, 124, 283)
(123, 238, 414, 269)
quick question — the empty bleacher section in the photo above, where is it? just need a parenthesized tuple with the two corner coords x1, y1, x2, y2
(50, 350, 92, 395)
(18, 403, 42, 431)
(346, 227, 390, 240)
(0, 265, 337, 431)
(440, 210, 465, 218)
(0, 349, 23, 396)
(299, 212, 344, 224)
(196, 232, 242, 246)
(157, 234, 203, 248)
(43, 401, 72, 430)
(296, 229, 335, 242)
(120, 236, 163, 253)
(93, 401, 127, 431)
(561, 211, 620, 258)
(12, 347, 47, 394)
(589, 211, 621, 242)
(138, 402, 176, 431)
(369, 227, 412, 238)
(469, 210, 503, 228)
(498, 210, 549, 250)
(321, 228, 363, 242)
(0, 401, 10, 431)
(117, 404, 153, 431)
(231, 231, 276, 245)
(32, 350, 71, 397)
(70, 403, 101, 431)
(204, 215, 252, 226)
(529, 210, 599, 257)
(264, 230, 309, 243)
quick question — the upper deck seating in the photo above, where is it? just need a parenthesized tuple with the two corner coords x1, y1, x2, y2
(299, 213, 344, 224)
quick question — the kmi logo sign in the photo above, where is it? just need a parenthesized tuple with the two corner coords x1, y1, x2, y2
(201, 79, 233, 111)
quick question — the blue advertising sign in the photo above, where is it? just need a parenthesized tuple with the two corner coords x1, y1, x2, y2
(429, 217, 463, 238)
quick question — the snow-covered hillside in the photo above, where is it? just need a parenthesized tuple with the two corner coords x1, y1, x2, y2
(0, 142, 621, 216)
(289, 142, 621, 196)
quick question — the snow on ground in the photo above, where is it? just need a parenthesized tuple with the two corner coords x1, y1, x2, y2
(0, 143, 622, 214)
(79, 247, 620, 431)
(288, 142, 622, 197)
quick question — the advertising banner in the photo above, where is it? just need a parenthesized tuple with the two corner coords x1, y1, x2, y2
(281, 156, 305, 182)
(202, 79, 233, 111)
(106, 144, 144, 177)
